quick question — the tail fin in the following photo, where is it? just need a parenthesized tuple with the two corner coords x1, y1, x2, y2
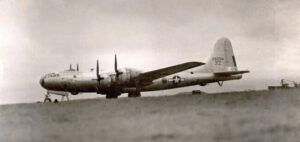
(200, 37, 239, 73)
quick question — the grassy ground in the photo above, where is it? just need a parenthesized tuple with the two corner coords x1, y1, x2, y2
(0, 89, 300, 142)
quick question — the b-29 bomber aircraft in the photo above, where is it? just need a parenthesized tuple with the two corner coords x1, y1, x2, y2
(40, 37, 249, 101)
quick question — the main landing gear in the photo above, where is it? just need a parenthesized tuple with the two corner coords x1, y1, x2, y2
(105, 92, 141, 99)
(128, 92, 141, 98)
(105, 87, 141, 99)
(106, 94, 119, 99)
(105, 87, 120, 99)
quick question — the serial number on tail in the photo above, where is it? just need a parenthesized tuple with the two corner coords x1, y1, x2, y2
(212, 57, 224, 65)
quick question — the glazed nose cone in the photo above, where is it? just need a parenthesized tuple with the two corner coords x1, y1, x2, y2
(39, 76, 45, 88)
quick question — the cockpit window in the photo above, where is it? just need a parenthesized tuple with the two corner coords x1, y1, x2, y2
(46, 73, 59, 78)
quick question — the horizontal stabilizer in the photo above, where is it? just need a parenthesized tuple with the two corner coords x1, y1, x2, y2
(214, 70, 250, 76)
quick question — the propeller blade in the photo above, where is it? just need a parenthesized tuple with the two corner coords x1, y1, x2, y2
(114, 54, 123, 78)
(77, 64, 79, 71)
(114, 54, 118, 74)
(96, 60, 99, 77)
(70, 64, 72, 70)
(95, 60, 104, 82)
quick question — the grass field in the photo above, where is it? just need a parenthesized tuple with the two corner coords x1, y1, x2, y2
(0, 89, 300, 142)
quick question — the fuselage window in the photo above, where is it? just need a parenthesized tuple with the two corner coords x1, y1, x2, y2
(190, 72, 194, 74)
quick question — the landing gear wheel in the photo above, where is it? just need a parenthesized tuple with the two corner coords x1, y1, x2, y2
(128, 92, 141, 98)
(54, 99, 59, 103)
(106, 94, 118, 99)
(106, 86, 120, 99)
(44, 98, 52, 102)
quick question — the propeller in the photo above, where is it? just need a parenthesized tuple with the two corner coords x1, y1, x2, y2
(114, 54, 123, 78)
(96, 60, 103, 81)
(76, 64, 79, 71)
(112, 54, 123, 96)
(69, 64, 72, 70)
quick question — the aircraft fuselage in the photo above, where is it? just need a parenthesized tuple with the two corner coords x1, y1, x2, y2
(40, 67, 242, 95)
(40, 37, 249, 99)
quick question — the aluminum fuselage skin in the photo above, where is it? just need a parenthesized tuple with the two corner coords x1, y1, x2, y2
(40, 37, 247, 96)
(40, 67, 242, 95)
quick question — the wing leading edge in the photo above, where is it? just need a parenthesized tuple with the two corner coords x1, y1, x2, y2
(138, 62, 205, 82)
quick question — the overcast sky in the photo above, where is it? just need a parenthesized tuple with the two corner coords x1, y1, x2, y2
(0, 0, 299, 104)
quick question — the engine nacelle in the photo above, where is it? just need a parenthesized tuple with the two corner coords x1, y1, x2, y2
(115, 68, 142, 85)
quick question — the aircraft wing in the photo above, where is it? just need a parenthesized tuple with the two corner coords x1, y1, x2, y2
(214, 70, 250, 76)
(138, 62, 205, 82)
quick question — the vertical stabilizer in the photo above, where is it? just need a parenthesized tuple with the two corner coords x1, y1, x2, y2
(199, 37, 238, 73)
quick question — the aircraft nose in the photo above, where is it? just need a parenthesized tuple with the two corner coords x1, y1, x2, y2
(39, 76, 45, 87)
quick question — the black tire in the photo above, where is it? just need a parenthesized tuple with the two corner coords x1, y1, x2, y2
(106, 95, 118, 99)
(128, 92, 141, 98)
(106, 94, 119, 99)
(54, 99, 59, 103)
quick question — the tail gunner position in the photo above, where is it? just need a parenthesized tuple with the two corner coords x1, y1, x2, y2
(40, 37, 249, 101)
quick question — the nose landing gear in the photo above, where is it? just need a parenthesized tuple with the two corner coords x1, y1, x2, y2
(43, 90, 70, 103)
(44, 93, 52, 102)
